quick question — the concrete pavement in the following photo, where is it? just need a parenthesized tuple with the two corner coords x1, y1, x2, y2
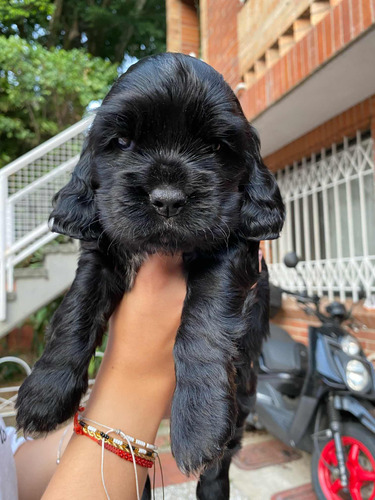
(152, 421, 316, 499)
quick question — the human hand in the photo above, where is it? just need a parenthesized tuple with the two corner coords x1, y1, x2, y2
(106, 252, 186, 379)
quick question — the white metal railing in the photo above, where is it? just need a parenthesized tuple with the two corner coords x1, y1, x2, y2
(0, 357, 31, 419)
(0, 115, 94, 321)
(266, 131, 375, 302)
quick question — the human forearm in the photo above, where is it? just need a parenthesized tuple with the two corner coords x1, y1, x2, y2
(43, 358, 175, 500)
(42, 254, 185, 499)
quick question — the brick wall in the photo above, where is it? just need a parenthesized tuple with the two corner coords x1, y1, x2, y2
(237, 0, 312, 76)
(167, 0, 241, 87)
(239, 0, 375, 121)
(0, 324, 34, 354)
(166, 0, 199, 55)
(199, 0, 241, 88)
(168, 0, 375, 120)
(272, 297, 375, 357)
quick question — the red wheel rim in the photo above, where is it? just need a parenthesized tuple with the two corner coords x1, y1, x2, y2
(318, 436, 375, 500)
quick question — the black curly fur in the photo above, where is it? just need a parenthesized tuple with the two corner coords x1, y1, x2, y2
(16, 53, 284, 497)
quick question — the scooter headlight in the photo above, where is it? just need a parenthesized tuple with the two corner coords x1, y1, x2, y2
(346, 359, 370, 392)
(341, 335, 361, 356)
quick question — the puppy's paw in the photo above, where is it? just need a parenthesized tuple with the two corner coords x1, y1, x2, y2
(170, 384, 235, 475)
(16, 365, 87, 434)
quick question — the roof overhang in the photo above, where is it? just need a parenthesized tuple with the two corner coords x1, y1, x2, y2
(252, 27, 375, 157)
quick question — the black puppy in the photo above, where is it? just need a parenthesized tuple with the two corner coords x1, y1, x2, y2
(16, 53, 284, 496)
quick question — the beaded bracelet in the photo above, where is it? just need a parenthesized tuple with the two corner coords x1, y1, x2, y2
(74, 418, 155, 465)
(74, 421, 154, 468)
(79, 420, 156, 460)
(76, 407, 157, 452)
(73, 407, 161, 500)
(73, 410, 155, 468)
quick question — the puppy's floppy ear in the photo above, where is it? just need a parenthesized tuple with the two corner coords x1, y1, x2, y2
(240, 127, 285, 241)
(49, 140, 101, 241)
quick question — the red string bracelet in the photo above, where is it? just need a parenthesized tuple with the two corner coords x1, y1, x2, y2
(73, 410, 154, 468)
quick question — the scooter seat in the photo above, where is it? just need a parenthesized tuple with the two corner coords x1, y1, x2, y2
(261, 324, 308, 374)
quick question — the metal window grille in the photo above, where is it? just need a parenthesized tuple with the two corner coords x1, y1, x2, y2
(265, 130, 375, 301)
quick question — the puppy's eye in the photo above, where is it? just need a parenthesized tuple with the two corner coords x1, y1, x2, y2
(117, 137, 134, 151)
(212, 143, 221, 152)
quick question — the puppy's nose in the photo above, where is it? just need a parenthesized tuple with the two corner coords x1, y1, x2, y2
(150, 186, 187, 218)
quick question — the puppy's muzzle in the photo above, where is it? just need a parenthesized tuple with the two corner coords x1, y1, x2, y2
(149, 185, 187, 218)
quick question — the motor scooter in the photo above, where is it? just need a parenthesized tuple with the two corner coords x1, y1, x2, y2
(247, 252, 375, 500)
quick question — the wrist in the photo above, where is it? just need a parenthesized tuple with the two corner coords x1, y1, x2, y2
(86, 354, 175, 427)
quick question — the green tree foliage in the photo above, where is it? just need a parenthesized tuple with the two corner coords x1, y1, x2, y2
(0, 0, 53, 30)
(0, 0, 166, 63)
(0, 0, 166, 166)
(0, 36, 118, 165)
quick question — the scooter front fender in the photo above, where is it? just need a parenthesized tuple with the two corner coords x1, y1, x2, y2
(334, 394, 375, 434)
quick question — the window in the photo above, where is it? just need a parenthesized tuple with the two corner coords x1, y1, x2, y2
(265, 131, 375, 301)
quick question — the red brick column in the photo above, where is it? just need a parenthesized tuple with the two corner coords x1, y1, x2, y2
(203, 0, 241, 88)
(166, 0, 199, 55)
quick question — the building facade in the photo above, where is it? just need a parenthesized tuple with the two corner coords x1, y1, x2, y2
(166, 0, 375, 353)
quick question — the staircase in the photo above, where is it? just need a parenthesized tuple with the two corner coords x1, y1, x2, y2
(0, 242, 79, 337)
(0, 115, 94, 338)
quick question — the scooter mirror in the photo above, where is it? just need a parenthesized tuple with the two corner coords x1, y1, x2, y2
(284, 252, 299, 268)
